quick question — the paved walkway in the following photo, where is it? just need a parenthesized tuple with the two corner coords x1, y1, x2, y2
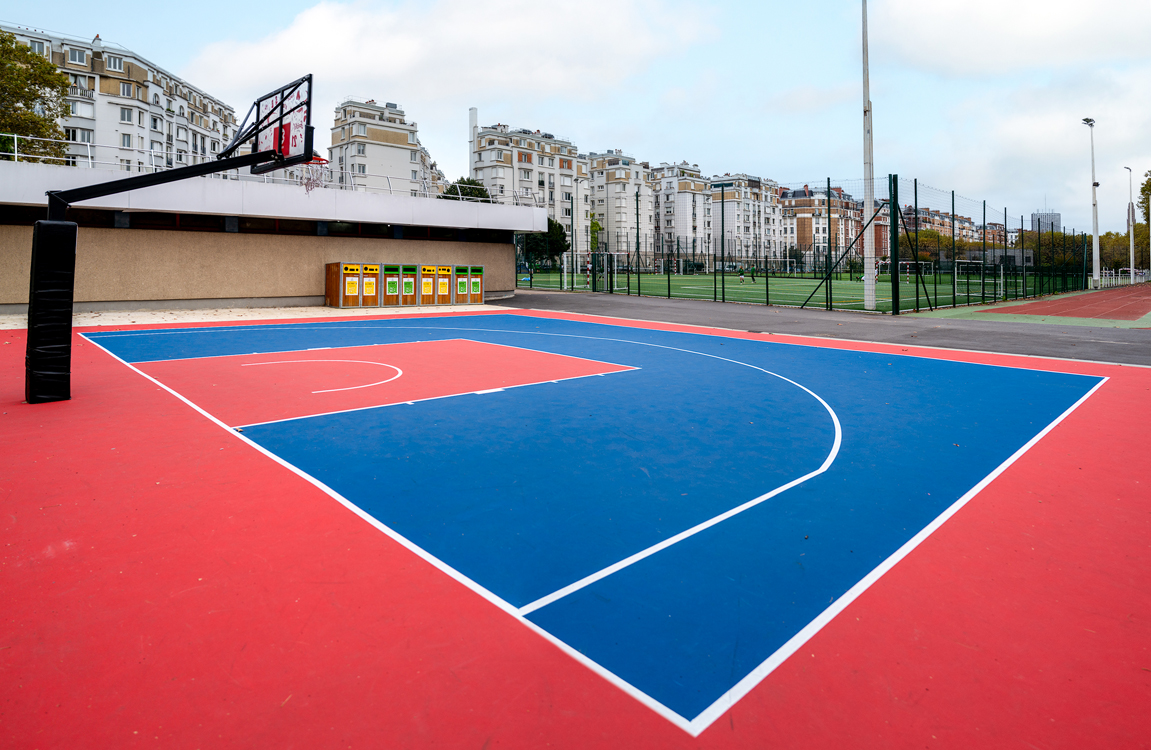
(499, 289, 1151, 366)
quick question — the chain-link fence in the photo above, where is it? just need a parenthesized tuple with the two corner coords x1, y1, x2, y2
(516, 175, 1130, 313)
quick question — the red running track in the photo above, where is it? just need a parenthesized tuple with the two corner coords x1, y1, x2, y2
(980, 283, 1151, 320)
(1, 310, 1149, 750)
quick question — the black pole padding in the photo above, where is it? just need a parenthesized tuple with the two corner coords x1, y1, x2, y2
(26, 220, 78, 404)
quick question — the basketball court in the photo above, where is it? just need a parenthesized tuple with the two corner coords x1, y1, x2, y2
(3, 306, 1148, 748)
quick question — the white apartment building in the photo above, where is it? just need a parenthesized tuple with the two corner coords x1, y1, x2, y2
(587, 150, 654, 252)
(2, 23, 237, 173)
(708, 174, 782, 261)
(329, 99, 445, 197)
(468, 109, 591, 247)
(650, 161, 712, 254)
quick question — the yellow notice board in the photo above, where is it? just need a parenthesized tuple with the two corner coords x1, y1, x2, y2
(345, 276, 359, 296)
(363, 277, 376, 296)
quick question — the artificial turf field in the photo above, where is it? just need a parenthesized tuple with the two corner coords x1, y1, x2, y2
(2, 308, 1149, 749)
(521, 271, 1083, 311)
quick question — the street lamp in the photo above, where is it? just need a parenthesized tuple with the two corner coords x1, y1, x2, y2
(1125, 166, 1135, 284)
(1083, 118, 1100, 287)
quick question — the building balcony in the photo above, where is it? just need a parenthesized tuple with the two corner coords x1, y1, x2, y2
(68, 86, 94, 100)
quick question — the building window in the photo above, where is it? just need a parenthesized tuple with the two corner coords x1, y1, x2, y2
(354, 123, 366, 136)
(410, 150, 418, 162)
(151, 117, 161, 130)
(177, 150, 186, 163)
(407, 132, 416, 144)
(117, 81, 132, 98)
(356, 143, 365, 155)
(120, 107, 133, 122)
(411, 170, 418, 180)
(357, 164, 367, 174)
(121, 133, 132, 148)
(518, 152, 532, 164)
(120, 159, 132, 171)
(520, 169, 532, 180)
(68, 48, 86, 65)
(69, 100, 94, 118)
(106, 55, 124, 71)
(28, 40, 45, 56)
(64, 128, 93, 143)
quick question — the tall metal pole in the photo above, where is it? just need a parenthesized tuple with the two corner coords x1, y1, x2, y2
(862, 0, 877, 310)
(1126, 166, 1135, 283)
(721, 184, 726, 302)
(1084, 118, 1100, 287)
(890, 174, 900, 314)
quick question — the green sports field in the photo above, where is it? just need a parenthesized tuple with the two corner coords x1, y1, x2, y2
(515, 270, 1078, 313)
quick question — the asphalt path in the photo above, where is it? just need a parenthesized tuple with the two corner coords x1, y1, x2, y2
(501, 290, 1151, 367)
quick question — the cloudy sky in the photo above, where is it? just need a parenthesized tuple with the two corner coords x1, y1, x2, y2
(7, 0, 1149, 230)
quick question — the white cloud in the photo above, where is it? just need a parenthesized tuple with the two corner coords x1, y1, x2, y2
(874, 0, 1151, 75)
(184, 0, 709, 178)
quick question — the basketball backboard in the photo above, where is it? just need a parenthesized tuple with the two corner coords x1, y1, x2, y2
(219, 74, 314, 175)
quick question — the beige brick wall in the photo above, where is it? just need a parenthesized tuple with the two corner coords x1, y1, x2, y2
(0, 226, 514, 305)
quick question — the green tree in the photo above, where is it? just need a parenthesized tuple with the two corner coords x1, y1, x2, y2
(1139, 170, 1150, 227)
(589, 218, 603, 252)
(523, 218, 570, 265)
(440, 176, 490, 201)
(0, 31, 69, 162)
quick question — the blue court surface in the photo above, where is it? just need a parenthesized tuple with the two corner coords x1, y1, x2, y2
(85, 313, 1102, 727)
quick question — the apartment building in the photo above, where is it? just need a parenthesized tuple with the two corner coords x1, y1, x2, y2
(708, 174, 783, 260)
(329, 99, 445, 197)
(468, 109, 591, 247)
(901, 206, 978, 242)
(650, 161, 711, 252)
(780, 184, 881, 264)
(587, 151, 654, 251)
(3, 23, 236, 172)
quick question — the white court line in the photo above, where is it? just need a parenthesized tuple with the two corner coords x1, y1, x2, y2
(79, 333, 701, 734)
(230, 367, 640, 429)
(77, 320, 1109, 736)
(240, 359, 403, 393)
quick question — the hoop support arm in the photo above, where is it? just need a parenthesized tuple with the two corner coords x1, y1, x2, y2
(47, 150, 279, 220)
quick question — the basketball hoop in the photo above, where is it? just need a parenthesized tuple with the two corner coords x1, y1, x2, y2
(301, 156, 329, 195)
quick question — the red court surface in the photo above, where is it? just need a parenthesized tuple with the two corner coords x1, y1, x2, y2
(2, 310, 1149, 750)
(134, 339, 632, 427)
(980, 283, 1151, 320)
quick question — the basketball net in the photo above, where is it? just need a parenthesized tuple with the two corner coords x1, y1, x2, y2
(301, 157, 328, 195)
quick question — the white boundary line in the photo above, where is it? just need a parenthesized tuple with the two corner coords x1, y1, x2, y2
(78, 319, 1109, 737)
(684, 374, 1109, 734)
(80, 333, 700, 733)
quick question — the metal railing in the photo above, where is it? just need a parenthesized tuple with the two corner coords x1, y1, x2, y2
(0, 132, 542, 206)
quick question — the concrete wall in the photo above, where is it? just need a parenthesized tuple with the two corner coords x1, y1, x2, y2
(0, 225, 514, 308)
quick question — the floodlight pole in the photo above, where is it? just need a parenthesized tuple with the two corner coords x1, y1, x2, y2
(862, 0, 877, 310)
(1083, 118, 1100, 288)
(1125, 166, 1135, 283)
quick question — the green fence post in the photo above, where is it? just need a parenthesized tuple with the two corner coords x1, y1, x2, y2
(890, 174, 900, 314)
